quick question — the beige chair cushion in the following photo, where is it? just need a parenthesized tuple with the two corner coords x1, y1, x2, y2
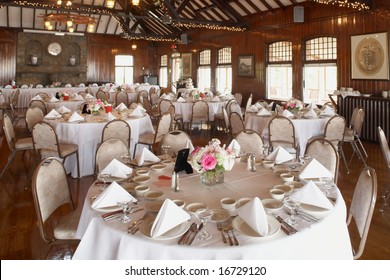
(344, 128, 354, 141)
(15, 137, 34, 150)
(59, 143, 78, 158)
(138, 133, 155, 145)
(54, 208, 82, 240)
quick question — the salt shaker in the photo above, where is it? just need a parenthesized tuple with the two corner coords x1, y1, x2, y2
(174, 173, 180, 192)
(250, 154, 257, 172)
(246, 154, 252, 170)
(171, 171, 177, 190)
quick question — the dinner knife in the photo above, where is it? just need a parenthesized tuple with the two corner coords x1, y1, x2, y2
(178, 223, 196, 245)
(275, 216, 298, 234)
(187, 223, 203, 245)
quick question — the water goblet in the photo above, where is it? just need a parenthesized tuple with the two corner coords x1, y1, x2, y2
(299, 155, 311, 165)
(195, 208, 213, 240)
(283, 197, 300, 225)
(121, 154, 132, 165)
(320, 177, 333, 196)
(262, 144, 270, 158)
(161, 144, 171, 159)
(98, 172, 111, 190)
(117, 200, 133, 223)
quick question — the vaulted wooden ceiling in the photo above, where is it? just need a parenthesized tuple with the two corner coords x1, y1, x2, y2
(0, 0, 386, 42)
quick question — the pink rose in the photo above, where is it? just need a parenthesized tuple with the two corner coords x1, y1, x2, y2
(289, 103, 295, 108)
(191, 146, 201, 156)
(201, 154, 217, 170)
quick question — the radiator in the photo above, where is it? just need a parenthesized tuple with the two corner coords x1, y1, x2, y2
(337, 95, 390, 142)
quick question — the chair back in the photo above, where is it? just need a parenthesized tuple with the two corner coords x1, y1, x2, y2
(26, 107, 44, 132)
(378, 127, 390, 170)
(149, 87, 157, 95)
(268, 116, 296, 148)
(226, 99, 238, 116)
(155, 112, 173, 144)
(150, 91, 159, 107)
(351, 108, 365, 137)
(192, 100, 209, 122)
(77, 91, 87, 99)
(235, 129, 264, 157)
(245, 93, 253, 111)
(96, 139, 130, 174)
(102, 119, 131, 147)
(142, 97, 154, 115)
(137, 90, 149, 103)
(11, 89, 20, 107)
(255, 100, 268, 108)
(324, 115, 346, 146)
(159, 130, 193, 156)
(347, 166, 377, 259)
(32, 121, 59, 154)
(3, 113, 16, 150)
(223, 106, 229, 129)
(96, 90, 108, 102)
(229, 100, 243, 118)
(29, 100, 47, 114)
(305, 138, 339, 183)
(229, 112, 245, 138)
(234, 93, 242, 106)
(32, 157, 75, 243)
(36, 92, 49, 99)
(115, 91, 129, 107)
(159, 99, 172, 115)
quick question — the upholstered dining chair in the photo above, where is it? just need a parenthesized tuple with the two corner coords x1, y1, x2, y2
(115, 91, 129, 107)
(158, 98, 172, 116)
(235, 129, 264, 157)
(347, 166, 377, 259)
(32, 121, 80, 178)
(9, 89, 25, 126)
(166, 104, 183, 130)
(159, 130, 193, 156)
(32, 157, 81, 257)
(29, 99, 47, 115)
(234, 93, 243, 106)
(268, 115, 300, 159)
(25, 107, 44, 133)
(133, 112, 172, 157)
(0, 113, 35, 179)
(305, 138, 339, 183)
(229, 100, 243, 118)
(137, 90, 149, 104)
(377, 126, 390, 213)
(229, 111, 245, 139)
(189, 100, 210, 136)
(95, 138, 130, 174)
(142, 97, 160, 121)
(36, 92, 50, 99)
(96, 90, 108, 102)
(101, 119, 131, 148)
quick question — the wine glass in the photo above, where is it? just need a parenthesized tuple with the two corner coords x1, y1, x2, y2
(299, 155, 311, 165)
(161, 144, 171, 159)
(320, 177, 334, 196)
(117, 200, 133, 223)
(121, 154, 131, 165)
(262, 144, 269, 158)
(283, 197, 300, 225)
(195, 208, 213, 240)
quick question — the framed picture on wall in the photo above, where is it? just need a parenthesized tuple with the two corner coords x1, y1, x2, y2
(181, 53, 192, 77)
(351, 32, 389, 80)
(238, 55, 255, 77)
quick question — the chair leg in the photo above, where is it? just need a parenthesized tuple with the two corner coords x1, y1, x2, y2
(133, 143, 139, 158)
(357, 138, 368, 158)
(0, 151, 17, 179)
(76, 151, 80, 178)
(339, 146, 350, 174)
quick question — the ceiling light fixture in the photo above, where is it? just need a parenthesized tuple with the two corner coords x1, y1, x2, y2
(106, 0, 115, 8)
(131, 44, 137, 50)
(132, 0, 140, 6)
(41, 13, 97, 33)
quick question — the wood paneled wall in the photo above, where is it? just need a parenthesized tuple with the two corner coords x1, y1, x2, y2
(0, 29, 16, 85)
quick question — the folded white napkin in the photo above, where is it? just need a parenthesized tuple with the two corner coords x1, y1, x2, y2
(247, 105, 258, 113)
(299, 158, 334, 180)
(211, 96, 220, 102)
(85, 93, 94, 99)
(129, 105, 146, 117)
(65, 84, 72, 88)
(151, 199, 190, 238)
(320, 105, 335, 117)
(257, 108, 271, 116)
(237, 197, 269, 236)
(177, 97, 186, 102)
(104, 112, 116, 122)
(32, 95, 42, 101)
(91, 181, 136, 209)
(255, 103, 263, 109)
(186, 140, 195, 154)
(135, 147, 161, 166)
(290, 181, 334, 210)
(92, 83, 98, 87)
(36, 84, 43, 88)
(68, 112, 84, 123)
(44, 109, 61, 119)
(307, 102, 318, 110)
(266, 146, 294, 164)
(73, 94, 84, 101)
(21, 84, 29, 89)
(163, 95, 173, 100)
(101, 158, 133, 179)
(282, 109, 294, 118)
(57, 106, 71, 114)
(304, 108, 317, 119)
(228, 139, 241, 157)
(109, 88, 116, 93)
(49, 96, 59, 102)
(4, 85, 12, 89)
(267, 102, 274, 108)
(116, 103, 128, 111)
(79, 83, 85, 87)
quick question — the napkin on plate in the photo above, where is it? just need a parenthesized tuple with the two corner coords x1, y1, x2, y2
(36, 84, 43, 88)
(49, 96, 59, 102)
(44, 109, 61, 119)
(116, 103, 128, 111)
(267, 102, 274, 108)
(255, 103, 264, 109)
(65, 84, 72, 88)
(85, 93, 94, 99)
(247, 105, 258, 113)
(68, 112, 84, 123)
(228, 139, 241, 157)
(298, 158, 334, 180)
(290, 180, 334, 210)
(108, 88, 116, 93)
(135, 147, 161, 166)
(176, 97, 186, 102)
(237, 197, 269, 236)
(211, 96, 220, 102)
(257, 108, 272, 116)
(163, 94, 173, 100)
(151, 199, 190, 238)
(57, 106, 71, 114)
(265, 146, 294, 164)
(282, 109, 294, 118)
(21, 84, 29, 89)
(304, 108, 317, 119)
(92, 83, 98, 87)
(306, 102, 318, 110)
(91, 181, 136, 209)
(104, 112, 116, 122)
(31, 95, 42, 101)
(73, 94, 84, 101)
(100, 158, 133, 178)
(129, 105, 146, 117)
(320, 105, 336, 117)
(4, 85, 12, 89)
(79, 83, 85, 87)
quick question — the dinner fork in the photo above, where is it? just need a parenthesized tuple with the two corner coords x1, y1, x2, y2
(228, 224, 239, 246)
(223, 224, 233, 246)
(216, 222, 227, 244)
(128, 212, 149, 234)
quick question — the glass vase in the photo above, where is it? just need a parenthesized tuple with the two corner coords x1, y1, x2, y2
(200, 170, 224, 186)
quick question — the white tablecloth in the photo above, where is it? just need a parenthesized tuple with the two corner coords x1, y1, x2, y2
(73, 161, 352, 260)
(46, 112, 154, 177)
(245, 114, 330, 156)
(45, 99, 86, 112)
(173, 101, 225, 122)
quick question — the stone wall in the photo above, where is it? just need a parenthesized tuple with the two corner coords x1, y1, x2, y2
(16, 32, 87, 87)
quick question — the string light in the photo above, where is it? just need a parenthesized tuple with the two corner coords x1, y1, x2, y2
(41, 13, 97, 33)
(312, 0, 370, 11)
(132, 0, 140, 6)
(172, 22, 246, 32)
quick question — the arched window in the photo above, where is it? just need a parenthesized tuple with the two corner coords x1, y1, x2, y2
(197, 49, 211, 91)
(216, 47, 232, 94)
(159, 55, 168, 87)
(115, 55, 134, 84)
(266, 41, 292, 100)
(303, 37, 337, 104)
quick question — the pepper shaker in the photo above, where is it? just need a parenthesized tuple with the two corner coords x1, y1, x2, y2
(171, 171, 177, 190)
(174, 173, 181, 192)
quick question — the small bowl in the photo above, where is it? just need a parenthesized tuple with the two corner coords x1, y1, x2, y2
(273, 184, 293, 195)
(136, 169, 150, 176)
(134, 185, 150, 197)
(220, 197, 237, 211)
(132, 175, 151, 184)
(263, 160, 275, 169)
(173, 199, 185, 209)
(144, 190, 164, 200)
(151, 163, 167, 172)
(273, 169, 290, 176)
(236, 197, 251, 208)
(270, 189, 285, 200)
(285, 181, 304, 190)
(161, 159, 173, 165)
(186, 202, 207, 214)
(262, 198, 284, 213)
(280, 172, 294, 182)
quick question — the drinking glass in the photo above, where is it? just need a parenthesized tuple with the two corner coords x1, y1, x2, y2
(299, 155, 311, 165)
(195, 208, 213, 240)
(98, 172, 111, 190)
(121, 154, 132, 165)
(320, 177, 334, 196)
(117, 200, 133, 223)
(161, 144, 171, 159)
(283, 197, 300, 225)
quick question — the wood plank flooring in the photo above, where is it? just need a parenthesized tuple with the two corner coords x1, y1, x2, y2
(0, 124, 389, 259)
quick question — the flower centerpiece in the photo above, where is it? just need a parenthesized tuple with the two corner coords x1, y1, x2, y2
(87, 99, 106, 115)
(191, 89, 200, 100)
(284, 97, 304, 111)
(191, 139, 235, 186)
(52, 81, 62, 88)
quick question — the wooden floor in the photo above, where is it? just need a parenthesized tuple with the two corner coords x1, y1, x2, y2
(0, 122, 389, 260)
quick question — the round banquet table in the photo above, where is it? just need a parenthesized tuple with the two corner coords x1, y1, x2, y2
(45, 99, 86, 112)
(245, 113, 330, 156)
(73, 160, 353, 260)
(173, 100, 226, 122)
(45, 111, 154, 178)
